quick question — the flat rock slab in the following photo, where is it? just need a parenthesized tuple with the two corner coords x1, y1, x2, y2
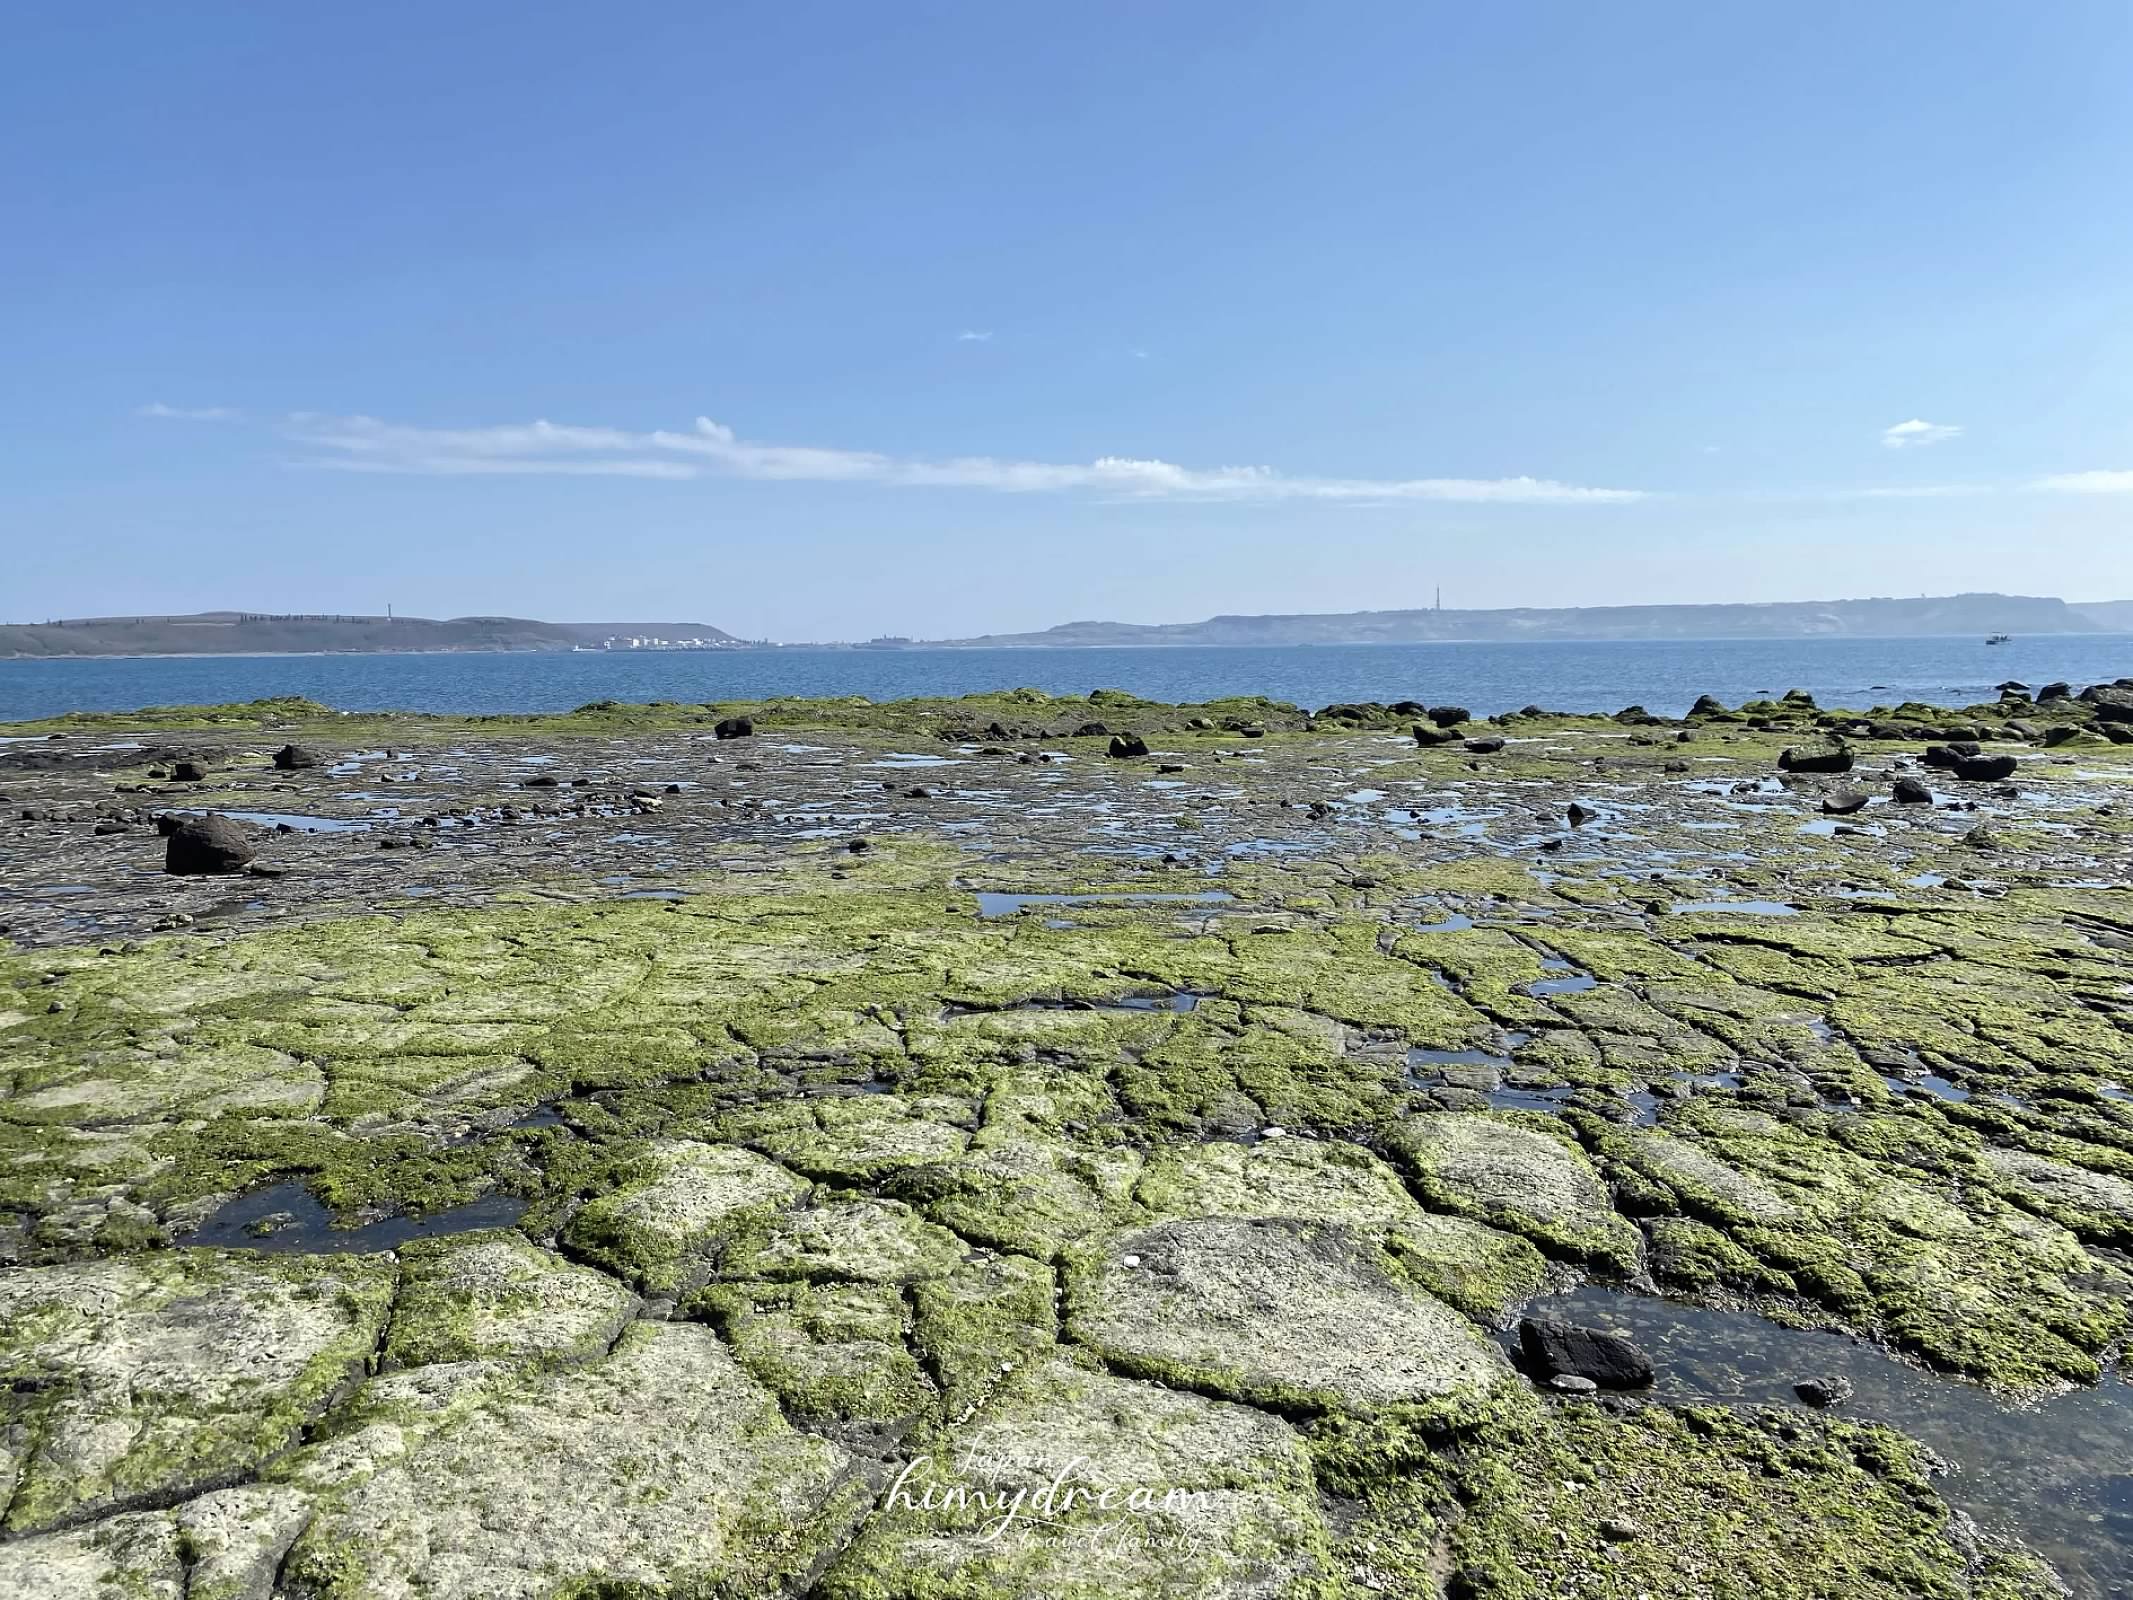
(1387, 1113, 1641, 1270)
(1134, 1135, 1426, 1231)
(560, 1138, 809, 1291)
(381, 1231, 637, 1368)
(279, 1322, 856, 1600)
(0, 1250, 394, 1534)
(1067, 1216, 1510, 1413)
(0, 1483, 312, 1600)
(823, 1356, 1330, 1600)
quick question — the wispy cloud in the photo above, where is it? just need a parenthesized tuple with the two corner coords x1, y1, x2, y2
(954, 329, 993, 342)
(279, 412, 1648, 505)
(139, 402, 237, 421)
(1881, 418, 1962, 450)
(2034, 470, 2133, 494)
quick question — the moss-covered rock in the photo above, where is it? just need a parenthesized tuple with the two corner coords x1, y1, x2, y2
(1065, 1216, 1511, 1414)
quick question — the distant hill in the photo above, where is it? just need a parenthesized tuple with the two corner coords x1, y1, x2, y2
(931, 593, 2101, 648)
(0, 612, 741, 658)
(2073, 600, 2133, 630)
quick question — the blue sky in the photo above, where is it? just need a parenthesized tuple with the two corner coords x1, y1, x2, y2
(6, 2, 2132, 639)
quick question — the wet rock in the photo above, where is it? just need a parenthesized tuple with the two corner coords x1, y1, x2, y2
(713, 715, 755, 740)
(1517, 1316, 1653, 1389)
(1954, 753, 2019, 781)
(272, 744, 323, 770)
(1107, 732, 1149, 759)
(1567, 801, 1597, 826)
(1892, 776, 1933, 805)
(1688, 694, 1730, 718)
(1777, 744, 1852, 775)
(1821, 789, 1870, 815)
(164, 813, 256, 874)
(1794, 1376, 1854, 1408)
(172, 758, 208, 782)
(2039, 680, 2072, 700)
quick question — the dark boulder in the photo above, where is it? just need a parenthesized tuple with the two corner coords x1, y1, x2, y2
(1793, 1376, 1853, 1409)
(1777, 745, 1853, 775)
(1892, 776, 1934, 805)
(713, 716, 755, 741)
(1821, 789, 1870, 816)
(1955, 753, 2019, 782)
(164, 814, 255, 875)
(272, 744, 324, 771)
(1106, 733, 1149, 759)
(1426, 706, 1470, 728)
(172, 759, 208, 783)
(1517, 1318, 1652, 1389)
(2038, 681, 2072, 702)
(1687, 694, 1730, 718)
(2079, 684, 2133, 723)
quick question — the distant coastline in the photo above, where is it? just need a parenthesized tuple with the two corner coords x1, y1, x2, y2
(5, 593, 2129, 659)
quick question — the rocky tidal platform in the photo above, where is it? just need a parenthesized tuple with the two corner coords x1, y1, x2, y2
(2, 680, 2133, 1597)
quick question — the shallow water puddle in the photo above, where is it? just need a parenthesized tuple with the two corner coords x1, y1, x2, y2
(1520, 1285, 2133, 1595)
(177, 809, 372, 834)
(188, 1182, 525, 1253)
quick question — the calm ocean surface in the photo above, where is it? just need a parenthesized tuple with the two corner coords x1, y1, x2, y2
(4, 637, 2131, 724)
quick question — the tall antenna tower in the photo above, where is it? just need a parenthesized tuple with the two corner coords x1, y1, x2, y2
(1435, 587, 1441, 612)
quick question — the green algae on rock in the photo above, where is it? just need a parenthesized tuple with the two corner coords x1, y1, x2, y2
(1066, 1216, 1512, 1415)
(0, 1249, 394, 1535)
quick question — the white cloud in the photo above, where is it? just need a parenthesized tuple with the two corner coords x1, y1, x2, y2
(954, 330, 993, 342)
(1881, 418, 1962, 450)
(2034, 470, 2133, 494)
(139, 402, 237, 421)
(279, 412, 1647, 505)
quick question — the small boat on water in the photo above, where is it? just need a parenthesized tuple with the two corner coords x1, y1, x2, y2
(1986, 633, 2012, 645)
